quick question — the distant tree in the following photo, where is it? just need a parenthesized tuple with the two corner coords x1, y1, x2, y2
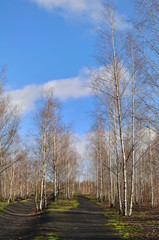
(0, 66, 20, 200)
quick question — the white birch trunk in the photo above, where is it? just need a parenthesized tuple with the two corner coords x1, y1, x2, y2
(109, 113, 114, 207)
(40, 176, 44, 210)
(111, 15, 127, 215)
(96, 153, 99, 200)
(40, 126, 47, 210)
(67, 158, 70, 199)
(115, 83, 127, 216)
(149, 126, 154, 208)
(129, 50, 135, 216)
(53, 110, 58, 201)
(8, 139, 14, 203)
(113, 105, 122, 214)
(99, 155, 103, 202)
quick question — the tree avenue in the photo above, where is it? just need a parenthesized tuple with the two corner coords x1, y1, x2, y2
(0, 0, 158, 222)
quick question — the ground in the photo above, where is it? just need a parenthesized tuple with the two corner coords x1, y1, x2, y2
(0, 196, 120, 240)
(0, 196, 158, 239)
(0, 199, 37, 239)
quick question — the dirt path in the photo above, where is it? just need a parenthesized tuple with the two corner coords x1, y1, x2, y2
(34, 196, 120, 240)
(0, 200, 37, 239)
(0, 196, 120, 240)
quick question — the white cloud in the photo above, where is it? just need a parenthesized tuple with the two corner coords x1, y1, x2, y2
(73, 133, 88, 159)
(9, 84, 41, 114)
(29, 0, 131, 30)
(72, 133, 89, 178)
(8, 70, 90, 115)
(31, 0, 87, 12)
(30, 0, 104, 21)
(43, 76, 90, 100)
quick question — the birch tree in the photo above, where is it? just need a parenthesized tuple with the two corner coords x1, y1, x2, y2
(0, 67, 20, 200)
(134, 0, 159, 132)
(86, 0, 159, 214)
(34, 91, 58, 209)
(90, 1, 131, 215)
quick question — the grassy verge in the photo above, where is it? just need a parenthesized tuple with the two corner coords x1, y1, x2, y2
(103, 207, 142, 239)
(0, 198, 32, 211)
(0, 202, 8, 211)
(46, 197, 79, 213)
(33, 233, 59, 240)
(20, 198, 32, 203)
(85, 195, 159, 239)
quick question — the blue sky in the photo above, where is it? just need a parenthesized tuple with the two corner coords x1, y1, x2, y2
(0, 0, 134, 146)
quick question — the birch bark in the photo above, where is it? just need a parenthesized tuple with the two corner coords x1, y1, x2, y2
(129, 50, 135, 216)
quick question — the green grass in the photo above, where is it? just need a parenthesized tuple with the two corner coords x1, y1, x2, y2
(21, 198, 32, 203)
(0, 202, 8, 211)
(84, 195, 96, 201)
(0, 197, 31, 211)
(85, 196, 143, 240)
(47, 198, 79, 213)
(84, 195, 99, 204)
(0, 198, 31, 211)
(103, 207, 143, 239)
(107, 217, 137, 239)
(33, 233, 59, 240)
